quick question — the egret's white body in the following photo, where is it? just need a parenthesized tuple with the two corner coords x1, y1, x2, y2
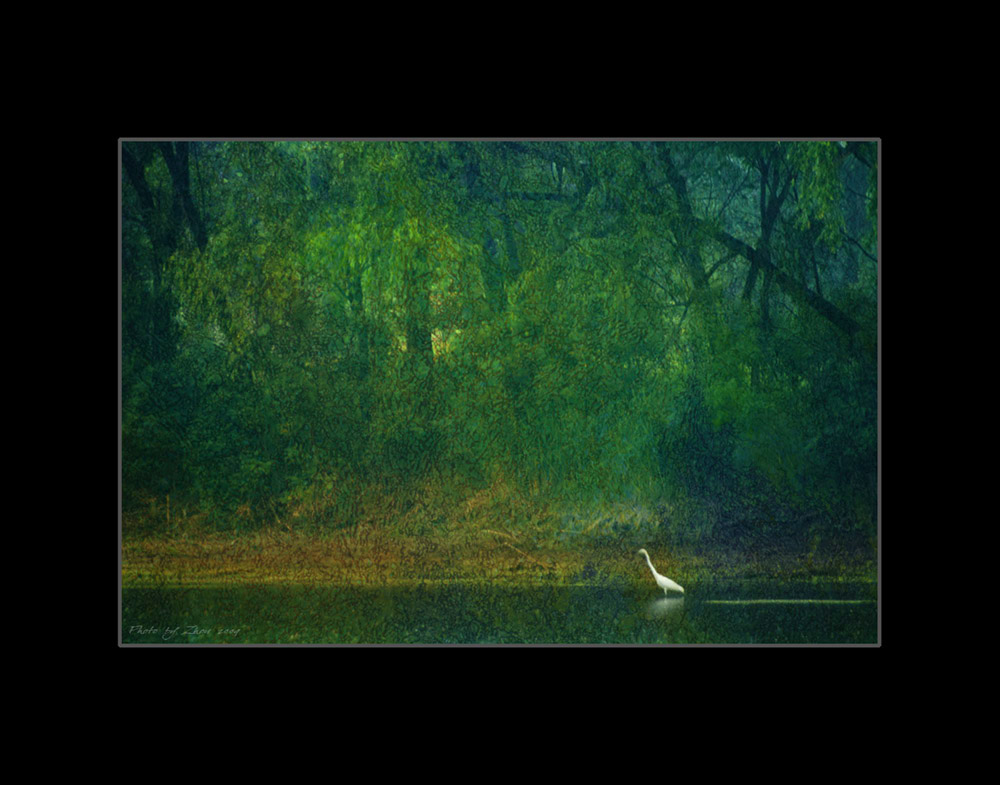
(637, 548, 684, 595)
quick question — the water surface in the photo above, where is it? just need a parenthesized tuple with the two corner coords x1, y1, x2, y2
(122, 580, 876, 645)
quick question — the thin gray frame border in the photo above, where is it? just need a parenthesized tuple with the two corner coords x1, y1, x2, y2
(118, 137, 881, 648)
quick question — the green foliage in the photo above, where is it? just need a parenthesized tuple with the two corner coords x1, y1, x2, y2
(787, 141, 847, 249)
(122, 140, 878, 544)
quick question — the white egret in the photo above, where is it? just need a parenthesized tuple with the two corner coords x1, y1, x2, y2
(637, 548, 684, 595)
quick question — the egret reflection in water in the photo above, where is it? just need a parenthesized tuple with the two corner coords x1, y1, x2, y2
(646, 596, 685, 619)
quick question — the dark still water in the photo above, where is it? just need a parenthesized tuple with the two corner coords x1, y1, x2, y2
(121, 580, 877, 645)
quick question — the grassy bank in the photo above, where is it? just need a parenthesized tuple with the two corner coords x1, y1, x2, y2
(122, 525, 876, 590)
(123, 480, 876, 590)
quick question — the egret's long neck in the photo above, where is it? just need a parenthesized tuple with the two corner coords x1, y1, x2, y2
(643, 552, 657, 576)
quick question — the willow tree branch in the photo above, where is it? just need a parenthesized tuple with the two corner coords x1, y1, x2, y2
(840, 228, 878, 263)
(713, 229, 861, 336)
(653, 146, 862, 338)
(157, 142, 208, 250)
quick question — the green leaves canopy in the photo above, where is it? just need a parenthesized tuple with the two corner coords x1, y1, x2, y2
(122, 140, 877, 536)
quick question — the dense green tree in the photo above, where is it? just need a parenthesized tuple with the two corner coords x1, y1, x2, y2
(122, 139, 877, 541)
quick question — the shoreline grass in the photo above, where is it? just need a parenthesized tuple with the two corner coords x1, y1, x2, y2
(122, 525, 876, 590)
